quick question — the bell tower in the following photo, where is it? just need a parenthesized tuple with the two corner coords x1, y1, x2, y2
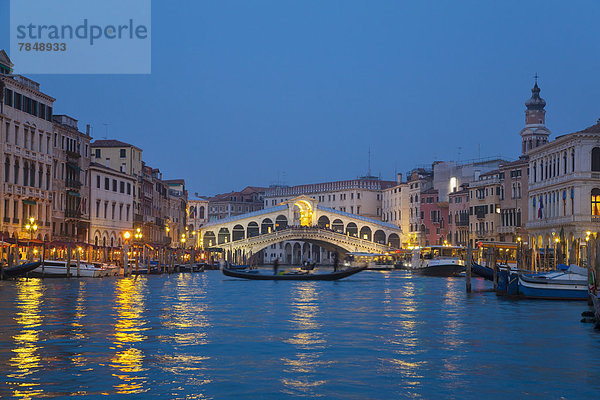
(520, 75, 551, 154)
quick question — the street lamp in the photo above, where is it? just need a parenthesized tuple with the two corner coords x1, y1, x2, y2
(25, 216, 38, 261)
(123, 231, 131, 276)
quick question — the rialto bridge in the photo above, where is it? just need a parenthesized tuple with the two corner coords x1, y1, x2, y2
(198, 196, 403, 263)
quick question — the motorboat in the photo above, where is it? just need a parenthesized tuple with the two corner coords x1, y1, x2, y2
(518, 264, 588, 300)
(30, 260, 108, 278)
(411, 246, 466, 277)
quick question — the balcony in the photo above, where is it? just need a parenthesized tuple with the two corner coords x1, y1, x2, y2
(134, 214, 144, 223)
(66, 179, 82, 189)
(455, 219, 469, 227)
(529, 171, 600, 191)
(498, 225, 517, 234)
(66, 150, 81, 160)
(65, 209, 82, 219)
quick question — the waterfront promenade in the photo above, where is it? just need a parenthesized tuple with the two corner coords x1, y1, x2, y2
(1, 271, 599, 399)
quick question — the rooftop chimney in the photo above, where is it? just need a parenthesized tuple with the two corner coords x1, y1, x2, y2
(86, 124, 90, 136)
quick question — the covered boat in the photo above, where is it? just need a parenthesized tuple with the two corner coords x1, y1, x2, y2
(518, 264, 588, 300)
(411, 246, 466, 277)
(30, 260, 108, 278)
(221, 266, 366, 281)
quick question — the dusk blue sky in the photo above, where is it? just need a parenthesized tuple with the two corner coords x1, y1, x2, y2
(1, 1, 599, 196)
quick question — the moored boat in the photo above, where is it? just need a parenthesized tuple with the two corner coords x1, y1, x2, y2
(471, 262, 494, 280)
(221, 265, 367, 281)
(29, 260, 108, 278)
(518, 265, 588, 300)
(1, 261, 42, 279)
(411, 246, 466, 277)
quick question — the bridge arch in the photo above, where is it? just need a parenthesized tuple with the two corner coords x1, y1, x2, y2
(293, 243, 301, 264)
(293, 199, 314, 226)
(374, 230, 386, 244)
(261, 218, 274, 234)
(388, 233, 400, 249)
(247, 222, 259, 237)
(332, 219, 344, 233)
(317, 215, 330, 229)
(204, 231, 216, 247)
(360, 226, 372, 241)
(275, 215, 288, 230)
(232, 224, 245, 241)
(218, 228, 230, 244)
(284, 243, 292, 264)
(346, 222, 358, 237)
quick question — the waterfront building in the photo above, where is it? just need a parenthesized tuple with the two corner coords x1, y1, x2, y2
(432, 158, 508, 202)
(89, 162, 135, 247)
(208, 186, 266, 222)
(381, 173, 410, 246)
(264, 177, 395, 219)
(468, 170, 502, 243)
(448, 185, 470, 246)
(0, 51, 54, 240)
(188, 196, 209, 247)
(526, 118, 600, 252)
(497, 158, 528, 242)
(419, 188, 449, 246)
(407, 169, 433, 247)
(138, 163, 170, 246)
(90, 139, 143, 231)
(164, 179, 188, 246)
(51, 115, 92, 243)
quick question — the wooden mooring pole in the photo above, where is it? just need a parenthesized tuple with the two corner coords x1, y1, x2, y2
(466, 242, 472, 293)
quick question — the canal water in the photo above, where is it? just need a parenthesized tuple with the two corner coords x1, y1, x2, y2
(1, 270, 599, 399)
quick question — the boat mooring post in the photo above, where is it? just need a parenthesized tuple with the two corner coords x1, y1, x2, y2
(466, 242, 472, 293)
(491, 248, 498, 292)
(66, 243, 72, 278)
(76, 245, 81, 278)
(0, 238, 4, 281)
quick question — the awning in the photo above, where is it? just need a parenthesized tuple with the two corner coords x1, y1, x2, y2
(23, 200, 37, 205)
(67, 162, 83, 172)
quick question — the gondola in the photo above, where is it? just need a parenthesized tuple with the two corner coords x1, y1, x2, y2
(471, 262, 494, 280)
(221, 266, 367, 281)
(1, 261, 42, 279)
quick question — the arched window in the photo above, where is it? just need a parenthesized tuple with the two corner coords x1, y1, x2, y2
(30, 163, 35, 187)
(14, 159, 19, 184)
(571, 150, 575, 172)
(23, 161, 29, 186)
(592, 189, 600, 216)
(592, 148, 600, 172)
(4, 158, 10, 182)
(199, 206, 205, 219)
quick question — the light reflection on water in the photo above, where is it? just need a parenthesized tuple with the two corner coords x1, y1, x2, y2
(281, 283, 329, 396)
(0, 272, 599, 399)
(7, 279, 44, 399)
(110, 277, 149, 395)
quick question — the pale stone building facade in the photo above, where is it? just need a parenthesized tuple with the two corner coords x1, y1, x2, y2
(0, 52, 54, 240)
(89, 162, 135, 248)
(526, 119, 600, 251)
